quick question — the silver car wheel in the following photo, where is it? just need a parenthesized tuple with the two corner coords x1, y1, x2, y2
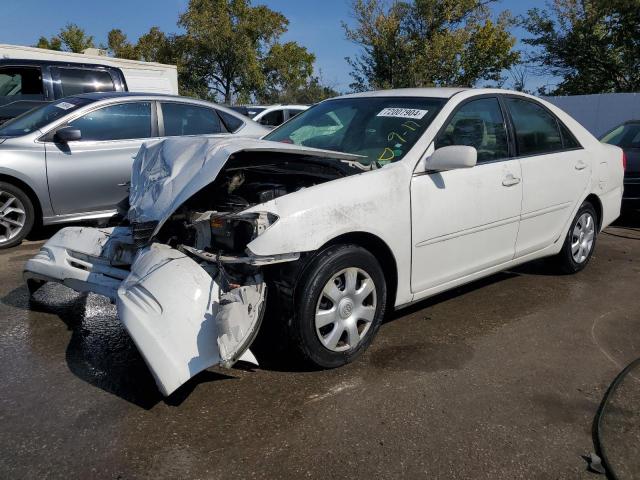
(315, 267, 377, 352)
(0, 191, 27, 245)
(571, 212, 595, 264)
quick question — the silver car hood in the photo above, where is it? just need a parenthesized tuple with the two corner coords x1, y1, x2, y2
(128, 136, 365, 236)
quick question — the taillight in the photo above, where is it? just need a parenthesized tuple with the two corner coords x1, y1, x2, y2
(622, 151, 627, 171)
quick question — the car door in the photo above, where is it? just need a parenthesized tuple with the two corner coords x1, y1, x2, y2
(158, 101, 226, 137)
(44, 101, 155, 215)
(503, 97, 590, 258)
(410, 96, 522, 293)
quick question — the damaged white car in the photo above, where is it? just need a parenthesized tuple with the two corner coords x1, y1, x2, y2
(24, 89, 624, 396)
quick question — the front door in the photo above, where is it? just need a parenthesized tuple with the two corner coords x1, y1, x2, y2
(410, 97, 522, 293)
(44, 101, 155, 215)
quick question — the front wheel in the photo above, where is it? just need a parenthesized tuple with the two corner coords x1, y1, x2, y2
(554, 201, 598, 273)
(289, 244, 387, 368)
(0, 182, 35, 249)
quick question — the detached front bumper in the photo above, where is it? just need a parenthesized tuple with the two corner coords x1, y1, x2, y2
(24, 226, 134, 301)
(24, 226, 265, 396)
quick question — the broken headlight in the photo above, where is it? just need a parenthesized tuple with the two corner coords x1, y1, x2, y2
(209, 212, 278, 254)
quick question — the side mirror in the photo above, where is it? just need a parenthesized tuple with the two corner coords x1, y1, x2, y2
(425, 145, 477, 171)
(54, 127, 82, 143)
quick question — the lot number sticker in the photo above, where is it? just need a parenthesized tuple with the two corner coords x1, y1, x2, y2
(377, 107, 428, 119)
(55, 101, 77, 110)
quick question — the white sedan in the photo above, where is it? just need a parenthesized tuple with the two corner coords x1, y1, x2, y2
(24, 88, 624, 396)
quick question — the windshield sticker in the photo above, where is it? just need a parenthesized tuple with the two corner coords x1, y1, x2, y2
(377, 108, 428, 119)
(55, 102, 76, 110)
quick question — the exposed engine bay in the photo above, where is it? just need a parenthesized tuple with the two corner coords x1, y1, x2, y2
(154, 152, 362, 260)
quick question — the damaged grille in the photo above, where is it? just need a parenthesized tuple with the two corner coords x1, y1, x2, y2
(132, 221, 158, 247)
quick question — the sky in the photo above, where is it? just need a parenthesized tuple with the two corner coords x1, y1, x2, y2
(0, 0, 552, 92)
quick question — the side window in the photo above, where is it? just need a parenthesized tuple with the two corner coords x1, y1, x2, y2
(54, 68, 115, 97)
(161, 102, 223, 136)
(0, 67, 44, 100)
(505, 98, 562, 155)
(435, 97, 509, 163)
(217, 109, 244, 133)
(68, 102, 151, 141)
(259, 109, 284, 127)
(559, 122, 580, 149)
(286, 108, 305, 119)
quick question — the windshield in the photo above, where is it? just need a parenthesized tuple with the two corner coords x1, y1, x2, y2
(0, 97, 92, 137)
(601, 122, 640, 149)
(264, 97, 446, 165)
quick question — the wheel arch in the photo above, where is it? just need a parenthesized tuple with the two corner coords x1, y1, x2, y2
(584, 193, 603, 231)
(0, 174, 42, 225)
(321, 231, 399, 308)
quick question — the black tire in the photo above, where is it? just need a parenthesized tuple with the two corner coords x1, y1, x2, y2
(287, 244, 387, 368)
(0, 181, 35, 249)
(554, 201, 598, 274)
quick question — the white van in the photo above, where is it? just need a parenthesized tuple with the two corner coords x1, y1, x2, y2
(0, 44, 178, 123)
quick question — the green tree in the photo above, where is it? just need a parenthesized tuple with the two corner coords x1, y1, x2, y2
(107, 29, 138, 59)
(178, 0, 289, 103)
(521, 0, 640, 94)
(136, 27, 175, 63)
(58, 23, 95, 53)
(36, 36, 62, 51)
(344, 0, 519, 91)
(36, 23, 95, 53)
(260, 42, 316, 103)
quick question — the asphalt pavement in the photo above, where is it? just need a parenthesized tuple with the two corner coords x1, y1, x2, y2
(1, 211, 639, 479)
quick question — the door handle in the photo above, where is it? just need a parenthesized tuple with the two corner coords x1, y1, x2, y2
(117, 182, 130, 187)
(502, 174, 521, 187)
(575, 161, 587, 171)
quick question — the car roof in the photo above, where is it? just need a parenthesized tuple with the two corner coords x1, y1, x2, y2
(72, 91, 187, 101)
(338, 87, 469, 99)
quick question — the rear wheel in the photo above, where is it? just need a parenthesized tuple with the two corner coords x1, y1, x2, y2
(554, 201, 598, 273)
(0, 182, 35, 249)
(288, 244, 387, 368)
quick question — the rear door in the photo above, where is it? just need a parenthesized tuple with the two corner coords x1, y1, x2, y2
(159, 101, 226, 137)
(44, 101, 156, 215)
(503, 96, 590, 257)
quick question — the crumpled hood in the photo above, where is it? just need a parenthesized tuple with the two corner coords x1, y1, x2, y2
(128, 136, 364, 236)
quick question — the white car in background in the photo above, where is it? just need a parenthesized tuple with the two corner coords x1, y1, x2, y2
(25, 88, 624, 396)
(232, 104, 309, 127)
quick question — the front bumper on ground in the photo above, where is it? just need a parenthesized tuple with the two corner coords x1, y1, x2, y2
(24, 226, 265, 396)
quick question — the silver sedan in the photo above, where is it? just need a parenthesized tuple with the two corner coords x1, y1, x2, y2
(0, 92, 268, 248)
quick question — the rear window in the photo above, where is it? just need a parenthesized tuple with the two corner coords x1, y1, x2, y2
(53, 68, 115, 97)
(217, 110, 244, 133)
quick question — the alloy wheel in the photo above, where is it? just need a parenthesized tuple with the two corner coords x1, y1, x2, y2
(571, 212, 595, 264)
(0, 190, 26, 245)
